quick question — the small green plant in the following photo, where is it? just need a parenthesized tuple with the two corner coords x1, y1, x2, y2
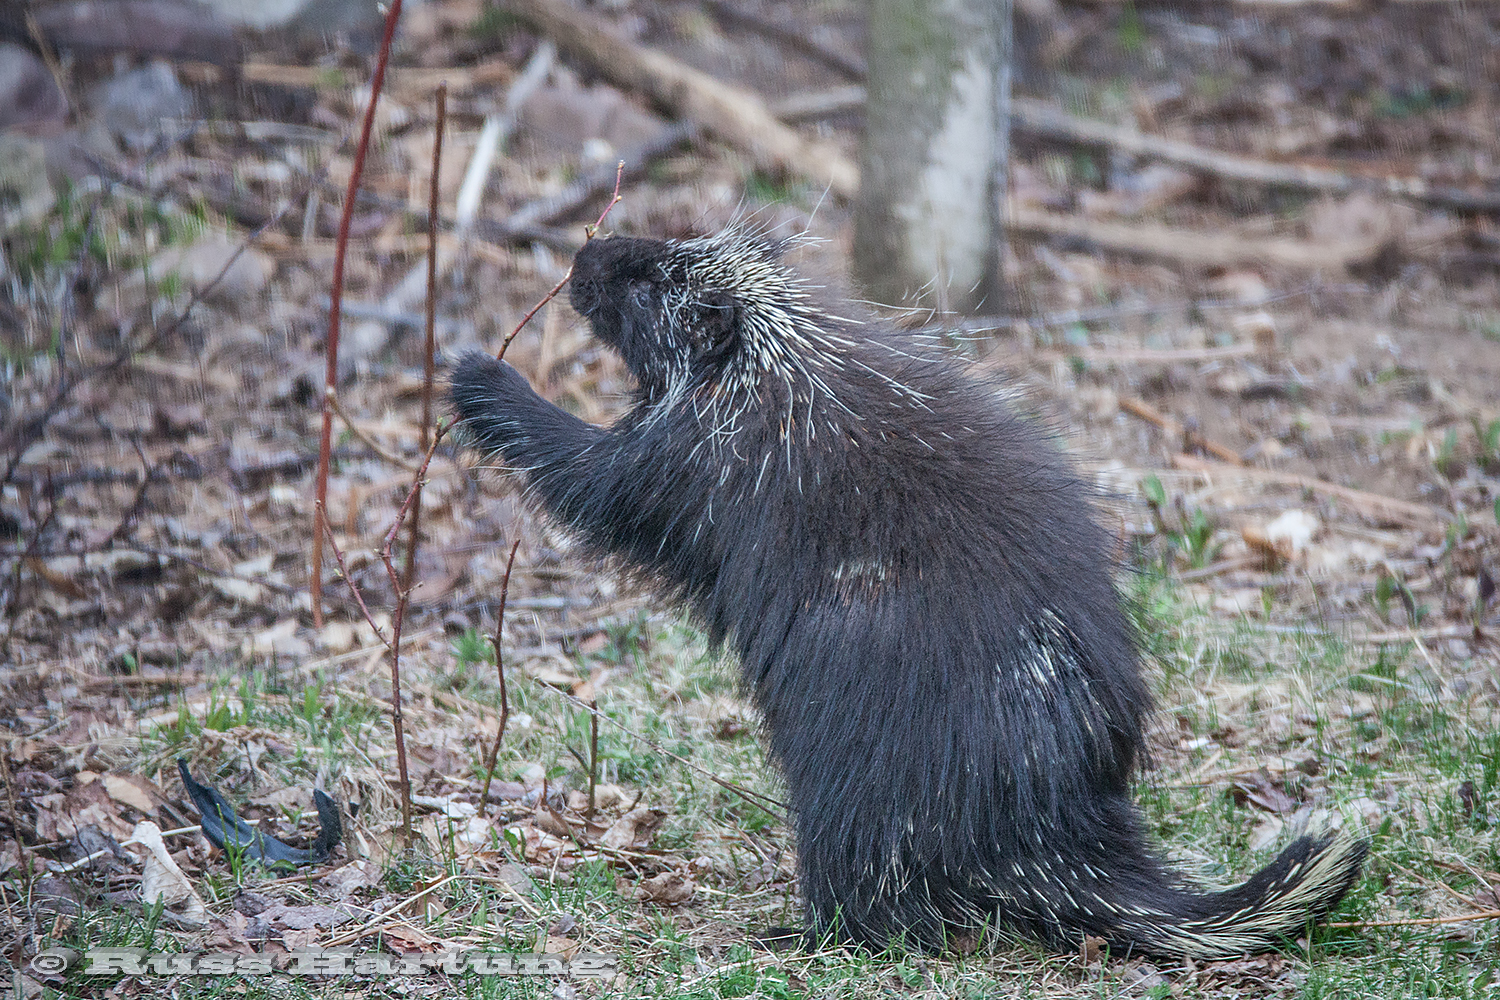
(1141, 473, 1168, 509)
(1370, 83, 1467, 118)
(451, 627, 495, 669)
(297, 680, 323, 724)
(1374, 573, 1427, 626)
(1115, 0, 1146, 53)
(1445, 510, 1469, 551)
(1178, 508, 1217, 568)
(1476, 417, 1500, 473)
(743, 171, 803, 206)
(594, 613, 650, 667)
(1139, 475, 1220, 570)
(1433, 426, 1462, 479)
(1373, 575, 1397, 622)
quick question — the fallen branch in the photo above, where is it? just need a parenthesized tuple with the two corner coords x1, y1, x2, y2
(1325, 909, 1500, 930)
(500, 0, 857, 198)
(1170, 453, 1448, 527)
(1033, 343, 1261, 365)
(311, 0, 403, 628)
(1012, 205, 1385, 273)
(1121, 397, 1246, 466)
(703, 0, 865, 80)
(771, 84, 865, 123)
(1346, 624, 1479, 645)
(767, 84, 1500, 216)
(1011, 97, 1500, 216)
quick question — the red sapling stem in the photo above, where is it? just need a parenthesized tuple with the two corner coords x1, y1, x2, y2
(311, 0, 405, 628)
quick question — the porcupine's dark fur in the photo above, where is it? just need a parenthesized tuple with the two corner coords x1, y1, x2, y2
(450, 227, 1367, 959)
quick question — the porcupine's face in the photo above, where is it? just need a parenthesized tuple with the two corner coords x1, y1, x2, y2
(568, 236, 742, 398)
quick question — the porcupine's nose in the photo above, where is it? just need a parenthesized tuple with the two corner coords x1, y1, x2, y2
(567, 239, 609, 318)
(569, 237, 668, 317)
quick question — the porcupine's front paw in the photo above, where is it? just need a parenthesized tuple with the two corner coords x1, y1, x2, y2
(449, 350, 545, 455)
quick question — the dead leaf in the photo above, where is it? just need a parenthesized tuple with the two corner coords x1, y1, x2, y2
(637, 871, 695, 906)
(383, 923, 437, 952)
(128, 821, 207, 929)
(524, 656, 581, 688)
(1233, 769, 1298, 814)
(545, 935, 580, 958)
(258, 902, 349, 930)
(600, 808, 665, 851)
(34, 781, 134, 841)
(1248, 814, 1286, 852)
(280, 928, 318, 951)
(535, 804, 574, 839)
(323, 859, 382, 899)
(101, 773, 162, 814)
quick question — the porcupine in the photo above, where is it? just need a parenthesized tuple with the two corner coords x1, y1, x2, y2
(449, 226, 1367, 959)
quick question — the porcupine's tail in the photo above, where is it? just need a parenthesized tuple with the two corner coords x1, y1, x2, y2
(1049, 830, 1368, 959)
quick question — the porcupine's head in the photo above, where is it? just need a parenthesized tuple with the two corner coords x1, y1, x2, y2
(567, 227, 848, 408)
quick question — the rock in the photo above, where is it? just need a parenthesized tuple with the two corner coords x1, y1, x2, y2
(193, 0, 311, 30)
(0, 135, 56, 229)
(33, 1, 240, 63)
(197, 0, 386, 45)
(0, 42, 69, 131)
(89, 61, 192, 152)
(147, 233, 275, 306)
(519, 83, 668, 162)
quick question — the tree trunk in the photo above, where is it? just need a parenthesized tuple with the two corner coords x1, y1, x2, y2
(853, 0, 1012, 314)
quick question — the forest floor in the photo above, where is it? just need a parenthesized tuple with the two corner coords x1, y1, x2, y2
(2, 0, 1499, 997)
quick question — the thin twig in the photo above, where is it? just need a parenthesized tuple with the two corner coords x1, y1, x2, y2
(377, 424, 450, 844)
(587, 698, 599, 820)
(103, 437, 155, 546)
(1170, 453, 1448, 527)
(315, 504, 393, 654)
(1120, 397, 1246, 466)
(328, 394, 421, 471)
(496, 162, 625, 362)
(495, 122, 696, 239)
(1325, 909, 1500, 929)
(401, 83, 447, 599)
(481, 536, 523, 814)
(320, 874, 464, 947)
(311, 0, 404, 629)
